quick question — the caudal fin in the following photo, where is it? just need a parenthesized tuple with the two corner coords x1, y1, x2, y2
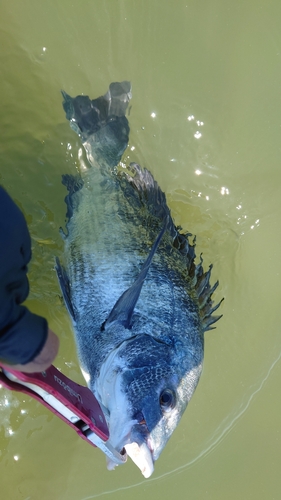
(62, 81, 132, 168)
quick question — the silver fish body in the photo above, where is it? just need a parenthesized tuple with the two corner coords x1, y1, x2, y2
(57, 82, 222, 477)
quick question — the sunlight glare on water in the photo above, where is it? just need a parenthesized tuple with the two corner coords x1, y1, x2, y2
(1, 1, 281, 499)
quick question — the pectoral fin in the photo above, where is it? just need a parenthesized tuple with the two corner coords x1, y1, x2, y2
(104, 217, 168, 329)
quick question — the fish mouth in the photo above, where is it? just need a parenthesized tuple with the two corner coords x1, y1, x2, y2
(106, 424, 154, 478)
(125, 441, 154, 478)
(124, 422, 154, 478)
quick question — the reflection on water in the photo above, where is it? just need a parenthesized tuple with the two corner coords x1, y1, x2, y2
(1, 0, 281, 499)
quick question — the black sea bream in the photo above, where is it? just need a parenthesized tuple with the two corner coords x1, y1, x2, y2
(56, 82, 223, 478)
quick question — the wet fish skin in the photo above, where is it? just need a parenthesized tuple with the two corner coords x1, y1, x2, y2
(57, 82, 222, 477)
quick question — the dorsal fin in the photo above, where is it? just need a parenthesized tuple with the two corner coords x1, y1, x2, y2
(119, 163, 196, 271)
(192, 257, 224, 331)
(119, 163, 223, 331)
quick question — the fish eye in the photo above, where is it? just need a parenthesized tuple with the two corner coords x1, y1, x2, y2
(159, 389, 175, 412)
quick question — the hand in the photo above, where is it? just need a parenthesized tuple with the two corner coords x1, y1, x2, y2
(2, 328, 60, 373)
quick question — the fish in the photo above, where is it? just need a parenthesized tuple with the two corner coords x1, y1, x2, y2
(56, 81, 223, 478)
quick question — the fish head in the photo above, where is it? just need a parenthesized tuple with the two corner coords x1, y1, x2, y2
(123, 361, 203, 477)
(94, 334, 203, 478)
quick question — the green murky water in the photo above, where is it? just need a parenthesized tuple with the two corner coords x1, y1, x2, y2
(1, 1, 281, 499)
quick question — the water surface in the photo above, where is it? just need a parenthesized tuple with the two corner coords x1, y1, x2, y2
(1, 1, 281, 499)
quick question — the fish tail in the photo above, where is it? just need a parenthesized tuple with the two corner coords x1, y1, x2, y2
(62, 81, 132, 168)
